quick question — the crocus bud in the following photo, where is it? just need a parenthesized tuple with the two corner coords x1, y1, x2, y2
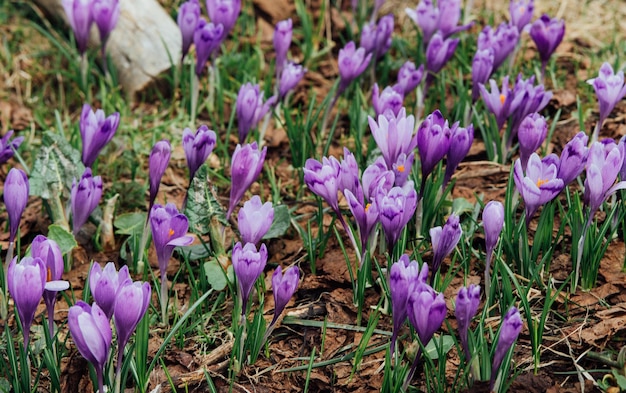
(92, 0, 120, 47)
(360, 14, 394, 59)
(206, 0, 241, 36)
(236, 83, 276, 142)
(483, 201, 504, 265)
(558, 132, 588, 185)
(303, 156, 342, 213)
(338, 148, 362, 202)
(529, 14, 565, 64)
(4, 168, 29, 243)
(177, 0, 201, 58)
(183, 125, 217, 180)
(389, 255, 421, 355)
(477, 23, 519, 72)
(518, 113, 548, 171)
(490, 307, 523, 390)
(417, 110, 452, 181)
(508, 75, 552, 143)
(429, 213, 462, 275)
(369, 108, 417, 169)
(8, 256, 46, 349)
(238, 195, 274, 245)
(62, 0, 93, 54)
(513, 153, 563, 226)
(273, 19, 293, 76)
(232, 242, 268, 314)
(425, 33, 459, 74)
(376, 182, 418, 250)
(71, 168, 103, 236)
(372, 84, 404, 119)
(194, 19, 224, 76)
(394, 61, 424, 95)
(80, 103, 120, 168)
(587, 62, 626, 129)
(278, 62, 306, 100)
(443, 124, 474, 187)
(584, 141, 626, 217)
(407, 281, 446, 347)
(455, 284, 481, 361)
(509, 0, 534, 32)
(148, 140, 171, 209)
(405, 0, 439, 45)
(150, 203, 194, 280)
(114, 280, 151, 370)
(271, 266, 299, 323)
(337, 41, 372, 93)
(89, 262, 130, 319)
(227, 142, 267, 217)
(0, 130, 24, 165)
(471, 49, 494, 101)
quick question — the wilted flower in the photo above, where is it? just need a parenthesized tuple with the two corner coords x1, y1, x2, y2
(227, 142, 267, 217)
(0, 130, 24, 165)
(337, 41, 372, 93)
(8, 256, 46, 349)
(89, 262, 130, 319)
(113, 280, 151, 373)
(558, 132, 588, 185)
(518, 113, 548, 171)
(278, 62, 306, 100)
(148, 140, 171, 209)
(271, 266, 299, 324)
(232, 242, 268, 314)
(303, 156, 342, 213)
(455, 285, 481, 361)
(389, 255, 423, 356)
(417, 110, 452, 184)
(4, 168, 29, 243)
(405, 0, 439, 44)
(372, 84, 404, 118)
(194, 19, 224, 76)
(429, 213, 462, 275)
(477, 22, 519, 72)
(490, 307, 523, 390)
(471, 49, 494, 101)
(587, 63, 626, 141)
(425, 33, 459, 74)
(584, 141, 626, 218)
(178, 0, 201, 58)
(529, 14, 565, 65)
(236, 83, 276, 142)
(62, 0, 93, 54)
(206, 0, 241, 36)
(369, 108, 416, 169)
(376, 182, 418, 250)
(407, 281, 446, 347)
(92, 0, 120, 49)
(71, 168, 103, 236)
(183, 125, 217, 180)
(360, 14, 394, 59)
(394, 61, 424, 95)
(273, 18, 292, 76)
(509, 0, 534, 32)
(443, 124, 474, 187)
(238, 195, 274, 245)
(80, 103, 120, 167)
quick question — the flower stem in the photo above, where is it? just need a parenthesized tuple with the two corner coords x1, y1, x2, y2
(160, 273, 169, 325)
(401, 347, 422, 391)
(1, 241, 15, 321)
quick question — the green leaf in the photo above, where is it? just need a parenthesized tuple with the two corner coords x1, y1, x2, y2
(203, 259, 233, 291)
(452, 197, 475, 216)
(47, 224, 77, 255)
(185, 164, 228, 236)
(263, 204, 290, 239)
(0, 378, 10, 393)
(424, 335, 454, 360)
(185, 244, 211, 260)
(29, 131, 84, 199)
(114, 212, 146, 236)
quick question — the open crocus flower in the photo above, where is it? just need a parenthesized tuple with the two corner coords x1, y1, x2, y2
(479, 76, 523, 131)
(238, 195, 274, 245)
(587, 63, 626, 142)
(80, 103, 120, 167)
(369, 108, 416, 169)
(89, 262, 130, 319)
(513, 153, 564, 226)
(376, 182, 418, 250)
(8, 256, 46, 350)
(232, 242, 268, 315)
(0, 130, 24, 165)
(429, 213, 462, 276)
(584, 141, 626, 220)
(182, 125, 217, 180)
(303, 156, 342, 213)
(71, 168, 103, 236)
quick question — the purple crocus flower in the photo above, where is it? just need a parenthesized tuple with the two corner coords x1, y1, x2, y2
(437, 0, 472, 37)
(518, 113, 548, 171)
(490, 307, 523, 390)
(584, 141, 626, 219)
(232, 242, 268, 314)
(479, 76, 523, 131)
(227, 142, 267, 217)
(455, 284, 481, 361)
(148, 140, 171, 209)
(338, 148, 362, 202)
(429, 213, 462, 275)
(477, 23, 519, 72)
(529, 14, 565, 66)
(587, 63, 626, 141)
(71, 168, 103, 236)
(372, 84, 404, 118)
(206, 0, 241, 36)
(376, 182, 418, 250)
(62, 0, 93, 54)
(68, 301, 112, 393)
(150, 203, 195, 279)
(0, 130, 24, 165)
(271, 266, 299, 324)
(394, 61, 424, 95)
(558, 132, 588, 185)
(360, 14, 394, 59)
(471, 49, 494, 101)
(303, 156, 342, 213)
(278, 62, 306, 100)
(274, 19, 293, 76)
(238, 195, 274, 245)
(443, 124, 474, 187)
(8, 256, 46, 350)
(407, 280, 446, 347)
(405, 0, 439, 45)
(392, 153, 414, 187)
(389, 255, 421, 356)
(337, 41, 372, 93)
(483, 200, 504, 293)
(369, 108, 416, 169)
(417, 110, 452, 185)
(362, 157, 395, 201)
(80, 103, 120, 168)
(92, 0, 120, 49)
(113, 280, 151, 373)
(89, 262, 130, 319)
(236, 83, 276, 142)
(509, 0, 534, 32)
(513, 153, 564, 226)
(508, 74, 552, 145)
(177, 0, 201, 59)
(183, 125, 217, 180)
(193, 19, 224, 76)
(4, 168, 29, 243)
(425, 33, 459, 74)
(344, 190, 379, 255)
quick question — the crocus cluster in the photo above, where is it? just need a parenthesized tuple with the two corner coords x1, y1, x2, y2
(62, 0, 120, 55)
(79, 103, 120, 167)
(0, 130, 24, 165)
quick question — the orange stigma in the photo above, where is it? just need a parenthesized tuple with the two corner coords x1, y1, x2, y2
(168, 228, 175, 237)
(47, 268, 52, 282)
(397, 165, 405, 173)
(499, 94, 506, 105)
(536, 178, 548, 187)
(365, 203, 371, 213)
(519, 6, 525, 13)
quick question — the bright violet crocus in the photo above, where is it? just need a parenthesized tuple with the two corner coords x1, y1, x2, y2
(92, 0, 120, 50)
(62, 0, 93, 54)
(8, 256, 46, 350)
(479, 76, 523, 131)
(270, 265, 299, 325)
(71, 167, 103, 236)
(584, 141, 626, 220)
(471, 49, 494, 101)
(238, 195, 274, 245)
(507, 74, 552, 146)
(417, 110, 452, 189)
(557, 132, 588, 186)
(0, 130, 24, 165)
(425, 33, 459, 74)
(392, 152, 414, 187)
(148, 140, 171, 209)
(483, 200, 504, 295)
(394, 61, 424, 95)
(337, 41, 372, 94)
(443, 124, 474, 188)
(182, 125, 217, 180)
(193, 19, 224, 76)
(278, 62, 306, 100)
(477, 22, 519, 72)
(389, 255, 422, 357)
(429, 213, 462, 276)
(68, 301, 112, 393)
(4, 168, 29, 243)
(232, 242, 268, 315)
(372, 84, 404, 119)
(80, 103, 120, 167)
(406, 280, 446, 352)
(236, 83, 276, 142)
(227, 142, 267, 217)
(113, 280, 151, 374)
(369, 108, 417, 169)
(376, 182, 418, 251)
(177, 0, 201, 59)
(529, 14, 565, 68)
(89, 262, 131, 319)
(587, 63, 626, 142)
(517, 113, 548, 171)
(455, 284, 481, 361)
(206, 0, 241, 36)
(513, 153, 564, 226)
(303, 156, 342, 213)
(490, 307, 523, 390)
(274, 19, 293, 77)
(338, 148, 362, 203)
(344, 190, 379, 258)
(509, 0, 534, 32)
(405, 0, 439, 45)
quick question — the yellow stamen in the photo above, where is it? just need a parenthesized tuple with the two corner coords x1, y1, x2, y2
(365, 203, 371, 213)
(499, 94, 506, 105)
(168, 228, 175, 237)
(397, 165, 405, 173)
(536, 178, 548, 187)
(47, 268, 52, 282)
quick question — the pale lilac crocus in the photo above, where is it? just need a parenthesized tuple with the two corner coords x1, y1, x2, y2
(509, 0, 534, 32)
(62, 0, 93, 55)
(483, 201, 504, 295)
(405, 0, 439, 45)
(587, 63, 626, 142)
(369, 108, 416, 169)
(148, 140, 171, 210)
(8, 256, 46, 350)
(193, 19, 224, 76)
(206, 0, 241, 36)
(471, 49, 494, 101)
(236, 83, 276, 142)
(455, 285, 480, 361)
(303, 156, 342, 213)
(238, 195, 274, 245)
(92, 0, 120, 51)
(228, 142, 267, 217)
(232, 242, 268, 315)
(557, 132, 588, 186)
(376, 182, 418, 250)
(278, 62, 306, 100)
(337, 41, 372, 94)
(490, 307, 523, 390)
(113, 280, 151, 374)
(394, 61, 424, 95)
(584, 141, 626, 220)
(4, 168, 29, 243)
(71, 168, 103, 236)
(425, 33, 459, 75)
(89, 262, 130, 319)
(429, 213, 462, 276)
(517, 113, 548, 171)
(182, 125, 217, 180)
(178, 0, 201, 59)
(0, 130, 24, 165)
(443, 124, 474, 188)
(372, 84, 404, 119)
(389, 255, 421, 357)
(80, 103, 120, 167)
(273, 18, 293, 77)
